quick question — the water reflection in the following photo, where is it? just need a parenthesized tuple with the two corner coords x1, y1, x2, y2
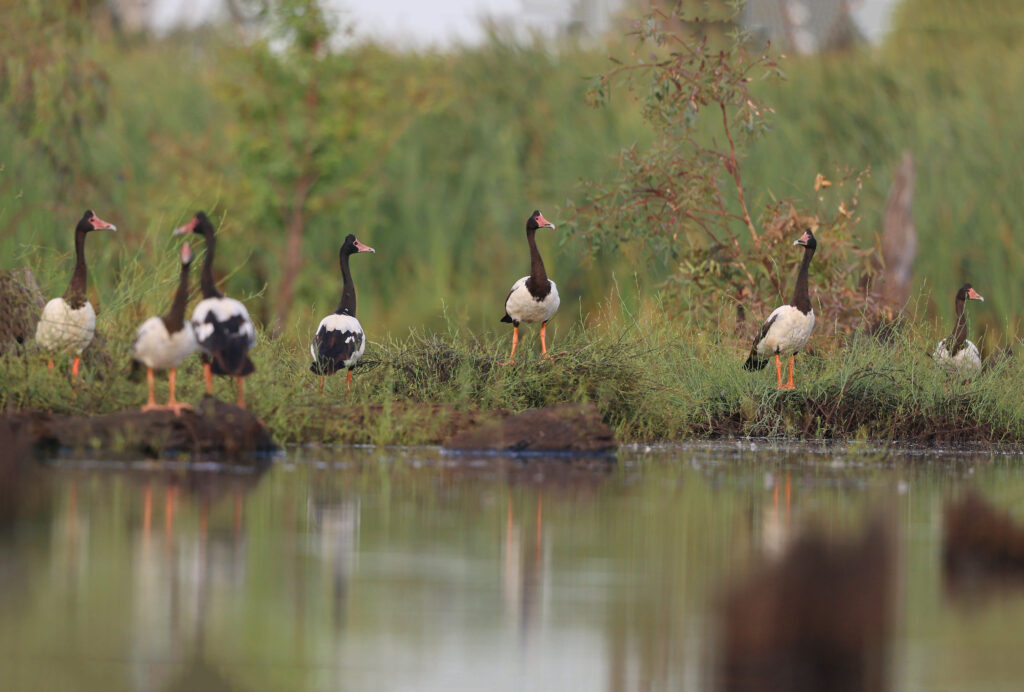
(1, 443, 1024, 690)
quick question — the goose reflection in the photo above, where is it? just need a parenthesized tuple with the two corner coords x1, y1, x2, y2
(502, 492, 548, 655)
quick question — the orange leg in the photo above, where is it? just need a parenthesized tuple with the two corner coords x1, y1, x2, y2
(141, 368, 160, 411)
(785, 355, 796, 390)
(319, 375, 325, 394)
(540, 321, 549, 357)
(345, 369, 353, 394)
(47, 360, 55, 372)
(203, 362, 213, 395)
(501, 326, 519, 365)
(71, 357, 81, 380)
(236, 377, 246, 409)
(774, 354, 783, 389)
(166, 369, 192, 415)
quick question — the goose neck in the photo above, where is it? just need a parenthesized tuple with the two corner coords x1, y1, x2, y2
(950, 296, 968, 351)
(64, 228, 89, 308)
(164, 261, 192, 333)
(200, 230, 222, 299)
(526, 227, 548, 294)
(336, 251, 357, 316)
(790, 244, 815, 314)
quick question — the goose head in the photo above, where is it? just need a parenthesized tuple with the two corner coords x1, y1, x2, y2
(173, 211, 215, 237)
(527, 210, 555, 231)
(79, 209, 117, 234)
(341, 234, 375, 256)
(957, 283, 984, 302)
(793, 228, 816, 249)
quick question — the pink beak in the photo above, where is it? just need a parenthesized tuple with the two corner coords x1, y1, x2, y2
(173, 217, 199, 235)
(353, 239, 375, 253)
(967, 288, 984, 301)
(180, 242, 193, 264)
(535, 212, 555, 229)
(90, 214, 117, 231)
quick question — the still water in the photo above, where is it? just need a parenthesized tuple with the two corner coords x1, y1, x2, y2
(2, 442, 1024, 691)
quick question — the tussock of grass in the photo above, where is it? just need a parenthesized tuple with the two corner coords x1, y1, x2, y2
(4, 298, 1024, 446)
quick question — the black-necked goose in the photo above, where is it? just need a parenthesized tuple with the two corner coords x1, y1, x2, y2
(35, 209, 117, 380)
(932, 283, 984, 375)
(130, 242, 198, 414)
(744, 228, 817, 389)
(310, 234, 375, 393)
(173, 212, 257, 409)
(500, 210, 559, 363)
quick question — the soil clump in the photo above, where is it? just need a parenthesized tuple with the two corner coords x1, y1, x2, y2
(444, 402, 616, 453)
(3, 398, 277, 460)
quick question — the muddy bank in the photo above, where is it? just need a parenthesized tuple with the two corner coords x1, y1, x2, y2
(5, 399, 615, 458)
(444, 402, 616, 454)
(281, 401, 617, 453)
(5, 398, 277, 460)
(282, 401, 499, 446)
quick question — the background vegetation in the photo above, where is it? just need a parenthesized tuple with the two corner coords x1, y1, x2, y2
(3, 0, 1024, 440)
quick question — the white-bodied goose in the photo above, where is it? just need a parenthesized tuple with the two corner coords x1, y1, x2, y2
(35, 209, 117, 380)
(744, 229, 817, 389)
(130, 242, 198, 414)
(310, 234, 375, 393)
(500, 210, 559, 363)
(932, 283, 984, 375)
(173, 212, 256, 409)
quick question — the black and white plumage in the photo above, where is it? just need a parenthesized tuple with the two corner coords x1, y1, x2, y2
(191, 298, 257, 376)
(932, 283, 984, 376)
(35, 210, 117, 379)
(131, 242, 198, 413)
(744, 229, 817, 389)
(310, 234, 374, 393)
(500, 210, 558, 363)
(173, 211, 257, 408)
(503, 275, 561, 326)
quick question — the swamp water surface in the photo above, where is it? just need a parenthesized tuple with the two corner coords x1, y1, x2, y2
(2, 443, 1024, 691)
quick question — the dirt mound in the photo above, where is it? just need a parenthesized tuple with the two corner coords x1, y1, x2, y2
(444, 402, 616, 453)
(0, 268, 45, 355)
(5, 398, 277, 460)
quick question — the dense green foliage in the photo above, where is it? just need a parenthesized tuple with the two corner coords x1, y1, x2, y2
(3, 0, 1024, 442)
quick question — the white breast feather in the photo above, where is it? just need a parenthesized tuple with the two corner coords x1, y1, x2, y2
(131, 316, 198, 369)
(933, 338, 982, 375)
(504, 277, 560, 324)
(35, 298, 96, 355)
(755, 306, 815, 358)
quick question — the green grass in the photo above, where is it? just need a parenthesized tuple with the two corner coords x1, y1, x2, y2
(4, 284, 1024, 446)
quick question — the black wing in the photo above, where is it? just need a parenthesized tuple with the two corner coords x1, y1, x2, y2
(310, 326, 363, 375)
(203, 313, 256, 376)
(743, 313, 778, 371)
(500, 286, 516, 323)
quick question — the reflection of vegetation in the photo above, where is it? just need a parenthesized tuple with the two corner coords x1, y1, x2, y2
(5, 451, 1024, 690)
